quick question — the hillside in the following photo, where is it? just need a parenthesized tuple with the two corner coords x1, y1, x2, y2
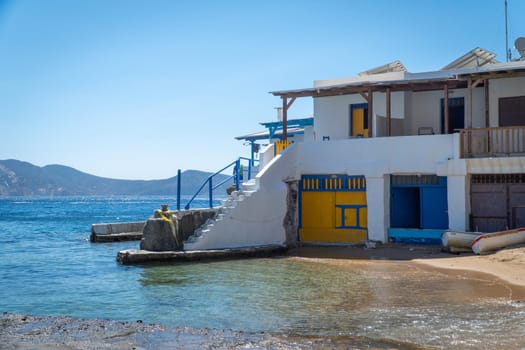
(0, 159, 232, 196)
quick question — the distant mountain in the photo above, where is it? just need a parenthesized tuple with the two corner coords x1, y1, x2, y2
(0, 159, 232, 197)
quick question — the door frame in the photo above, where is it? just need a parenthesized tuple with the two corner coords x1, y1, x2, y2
(349, 103, 369, 137)
(440, 97, 464, 134)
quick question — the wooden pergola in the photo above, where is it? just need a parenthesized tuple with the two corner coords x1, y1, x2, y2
(270, 65, 525, 141)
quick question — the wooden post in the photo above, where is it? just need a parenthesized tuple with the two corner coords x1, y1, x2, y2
(444, 84, 449, 134)
(282, 97, 288, 142)
(468, 78, 473, 129)
(485, 80, 490, 127)
(367, 87, 373, 137)
(386, 88, 391, 136)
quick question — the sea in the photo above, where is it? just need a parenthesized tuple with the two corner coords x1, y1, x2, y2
(1, 196, 525, 349)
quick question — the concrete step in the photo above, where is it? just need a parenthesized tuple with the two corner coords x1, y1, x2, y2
(242, 180, 257, 192)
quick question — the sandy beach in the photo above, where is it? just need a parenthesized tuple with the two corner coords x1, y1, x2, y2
(291, 243, 525, 285)
(414, 245, 525, 288)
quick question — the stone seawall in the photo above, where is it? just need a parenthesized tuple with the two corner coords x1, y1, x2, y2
(140, 208, 219, 251)
(176, 208, 218, 241)
(91, 208, 218, 244)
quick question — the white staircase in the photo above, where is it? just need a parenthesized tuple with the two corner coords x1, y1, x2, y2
(183, 178, 287, 250)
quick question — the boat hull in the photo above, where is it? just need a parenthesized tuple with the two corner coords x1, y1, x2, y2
(441, 231, 481, 253)
(471, 228, 525, 255)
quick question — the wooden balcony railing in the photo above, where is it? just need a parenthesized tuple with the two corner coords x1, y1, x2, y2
(460, 126, 525, 158)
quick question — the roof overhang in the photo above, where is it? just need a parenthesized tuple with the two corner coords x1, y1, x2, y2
(270, 76, 468, 98)
(235, 127, 304, 142)
(270, 61, 525, 99)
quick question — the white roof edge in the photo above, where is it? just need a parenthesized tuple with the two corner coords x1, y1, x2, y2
(271, 59, 525, 95)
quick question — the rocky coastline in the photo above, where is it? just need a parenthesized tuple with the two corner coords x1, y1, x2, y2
(0, 313, 428, 350)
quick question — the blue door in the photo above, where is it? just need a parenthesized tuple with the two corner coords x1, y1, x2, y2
(390, 175, 448, 230)
(420, 187, 448, 229)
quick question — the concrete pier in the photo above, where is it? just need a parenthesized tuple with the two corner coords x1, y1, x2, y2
(90, 222, 145, 243)
(116, 245, 288, 265)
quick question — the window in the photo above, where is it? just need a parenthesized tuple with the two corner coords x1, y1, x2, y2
(499, 96, 525, 127)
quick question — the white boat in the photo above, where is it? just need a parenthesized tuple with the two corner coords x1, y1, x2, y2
(471, 228, 525, 255)
(441, 230, 482, 253)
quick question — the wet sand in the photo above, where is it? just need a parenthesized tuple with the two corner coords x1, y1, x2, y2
(288, 243, 525, 300)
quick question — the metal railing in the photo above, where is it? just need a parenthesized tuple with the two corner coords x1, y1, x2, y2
(180, 157, 258, 210)
(459, 126, 525, 158)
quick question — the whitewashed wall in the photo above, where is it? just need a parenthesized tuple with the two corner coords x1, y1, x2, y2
(313, 92, 405, 140)
(405, 87, 485, 134)
(313, 87, 488, 140)
(292, 134, 463, 241)
(313, 95, 365, 140)
(297, 134, 456, 176)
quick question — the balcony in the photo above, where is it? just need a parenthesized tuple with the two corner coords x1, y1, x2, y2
(460, 126, 525, 158)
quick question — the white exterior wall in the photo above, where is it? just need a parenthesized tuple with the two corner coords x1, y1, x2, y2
(469, 87, 487, 128)
(297, 134, 456, 176)
(408, 90, 447, 135)
(447, 175, 468, 231)
(293, 134, 461, 241)
(185, 145, 301, 250)
(404, 87, 485, 134)
(314, 87, 487, 139)
(365, 175, 389, 241)
(467, 157, 525, 174)
(258, 144, 274, 170)
(313, 95, 366, 140)
(488, 76, 525, 127)
(313, 92, 405, 140)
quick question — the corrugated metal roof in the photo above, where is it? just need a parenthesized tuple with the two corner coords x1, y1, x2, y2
(441, 47, 499, 70)
(358, 60, 407, 76)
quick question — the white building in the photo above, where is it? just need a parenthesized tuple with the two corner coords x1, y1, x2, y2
(184, 48, 525, 250)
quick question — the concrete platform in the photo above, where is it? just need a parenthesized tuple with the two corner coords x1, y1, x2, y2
(90, 222, 145, 243)
(116, 245, 288, 265)
(92, 231, 144, 243)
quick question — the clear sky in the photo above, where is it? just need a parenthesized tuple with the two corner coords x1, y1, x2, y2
(1, 0, 524, 180)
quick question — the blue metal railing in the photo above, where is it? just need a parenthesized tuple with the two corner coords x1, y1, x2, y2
(181, 157, 258, 210)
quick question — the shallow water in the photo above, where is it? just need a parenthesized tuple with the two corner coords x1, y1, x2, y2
(1, 197, 524, 349)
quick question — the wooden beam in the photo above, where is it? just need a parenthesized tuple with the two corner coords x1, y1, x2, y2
(286, 97, 296, 110)
(281, 96, 297, 142)
(444, 84, 449, 134)
(359, 91, 368, 101)
(459, 70, 525, 81)
(472, 78, 484, 88)
(386, 88, 391, 136)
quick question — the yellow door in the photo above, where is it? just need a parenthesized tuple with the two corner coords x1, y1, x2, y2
(351, 108, 368, 137)
(299, 175, 368, 243)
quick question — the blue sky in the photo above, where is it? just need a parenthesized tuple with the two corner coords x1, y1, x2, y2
(1, 0, 524, 180)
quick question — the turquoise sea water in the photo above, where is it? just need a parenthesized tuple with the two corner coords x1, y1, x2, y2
(1, 196, 525, 349)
